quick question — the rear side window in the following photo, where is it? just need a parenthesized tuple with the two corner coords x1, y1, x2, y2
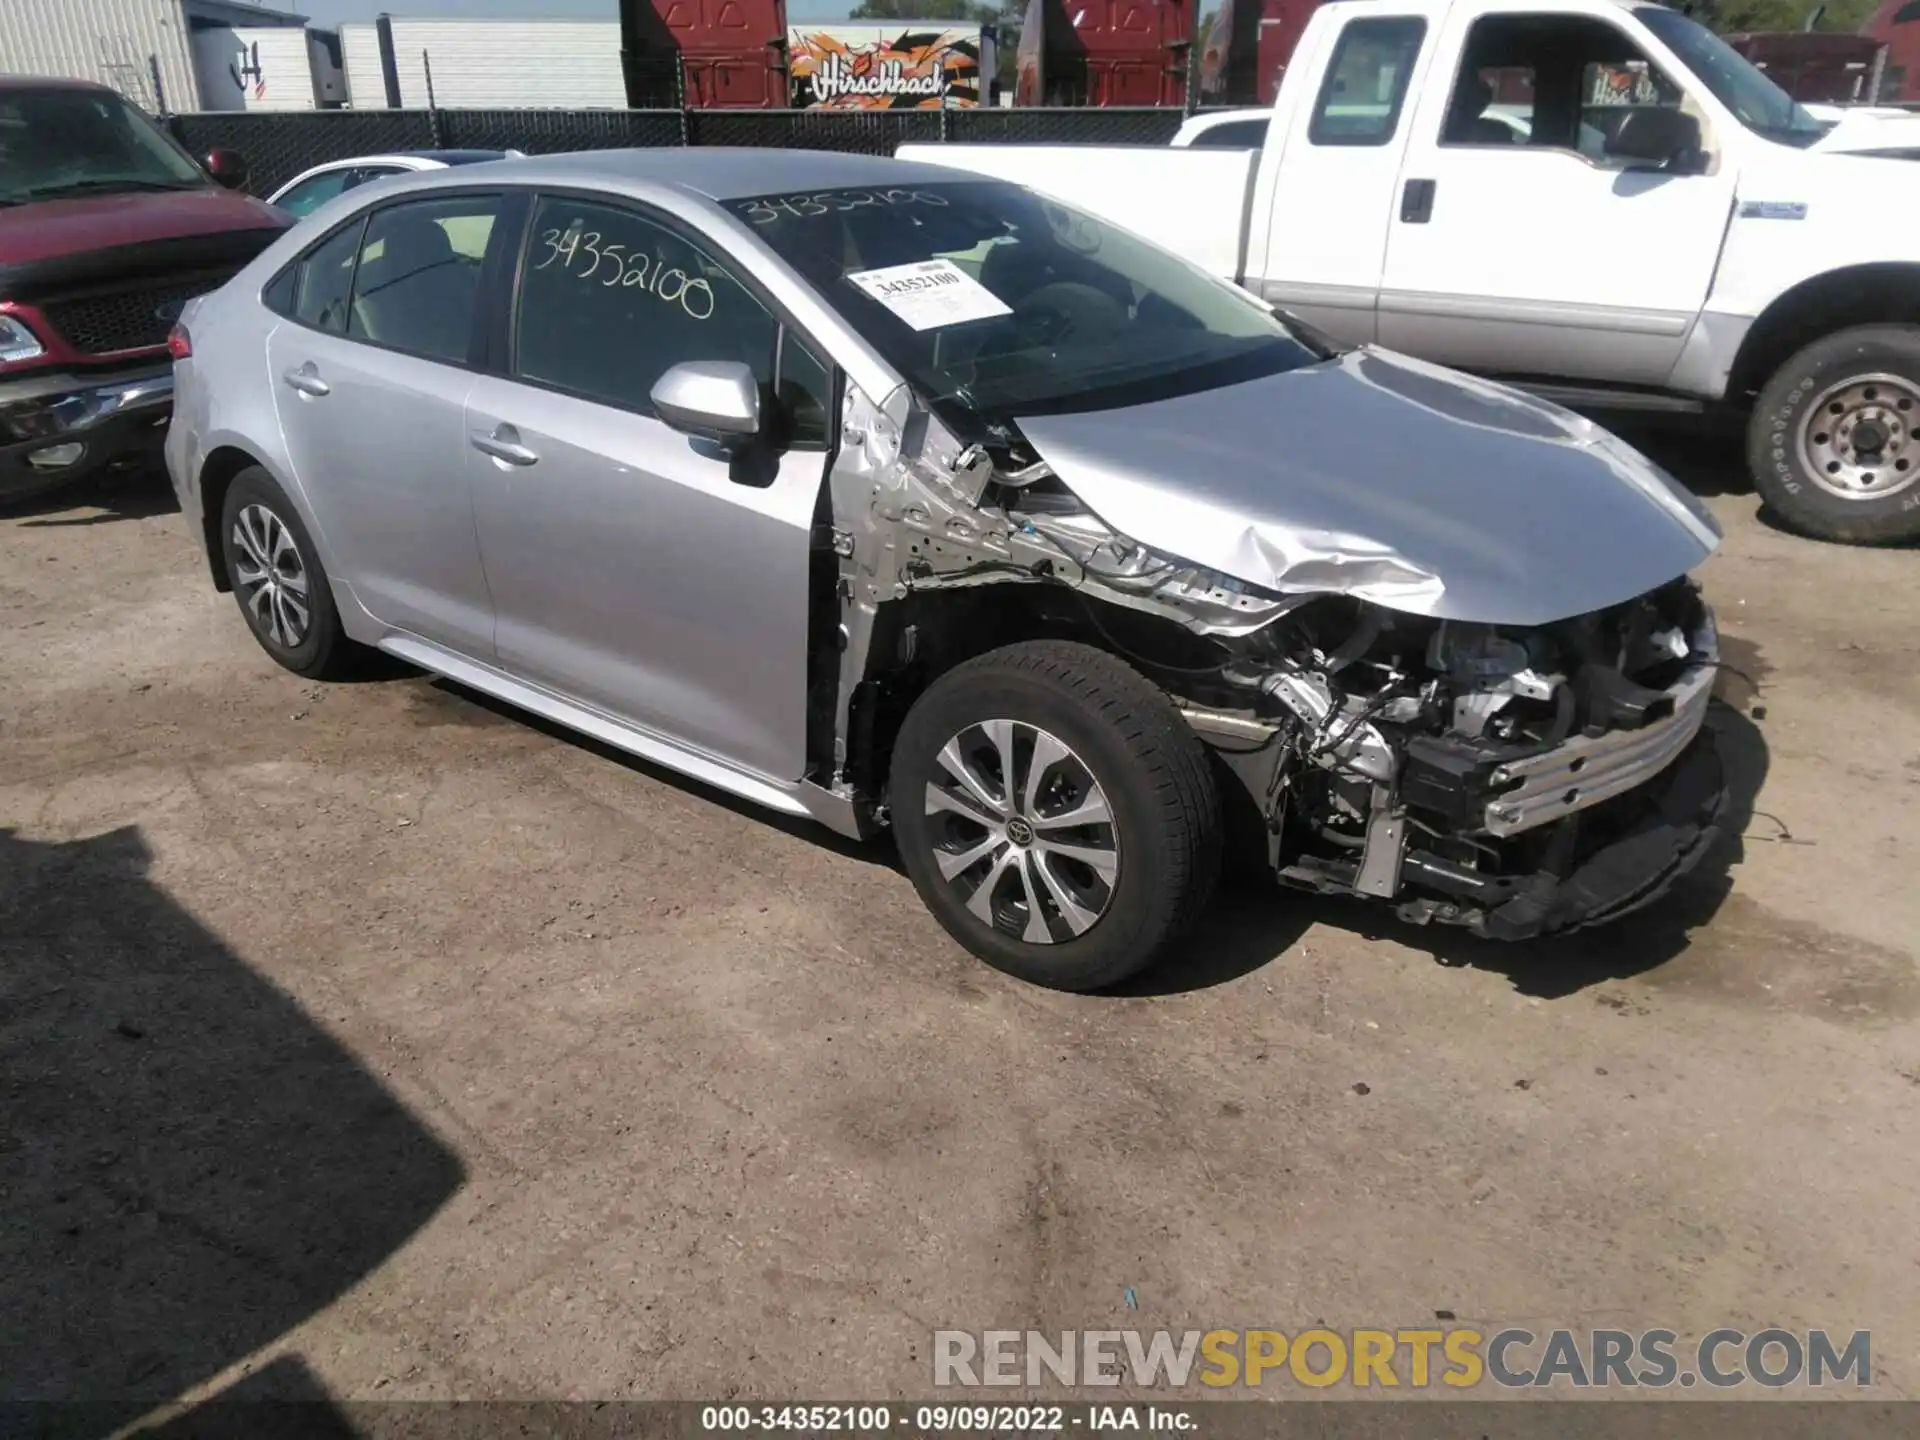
(291, 218, 365, 334)
(1308, 17, 1428, 146)
(514, 196, 779, 418)
(275, 168, 352, 219)
(1190, 118, 1270, 148)
(346, 193, 499, 363)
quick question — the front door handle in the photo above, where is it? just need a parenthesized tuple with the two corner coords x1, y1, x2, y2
(1400, 178, 1437, 224)
(282, 364, 330, 397)
(470, 426, 539, 467)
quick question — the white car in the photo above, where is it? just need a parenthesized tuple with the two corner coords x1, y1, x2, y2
(266, 149, 524, 219)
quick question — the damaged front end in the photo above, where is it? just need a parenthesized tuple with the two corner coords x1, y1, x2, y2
(816, 375, 1727, 940)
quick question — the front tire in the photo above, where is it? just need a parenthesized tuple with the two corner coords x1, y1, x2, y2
(219, 467, 362, 680)
(890, 641, 1222, 992)
(1749, 325, 1920, 544)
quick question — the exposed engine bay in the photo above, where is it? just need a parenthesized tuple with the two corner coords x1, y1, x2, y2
(816, 380, 1726, 938)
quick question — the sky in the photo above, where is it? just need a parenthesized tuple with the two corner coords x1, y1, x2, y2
(286, 0, 859, 25)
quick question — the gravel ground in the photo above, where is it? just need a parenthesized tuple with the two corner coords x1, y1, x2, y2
(2, 439, 1916, 1421)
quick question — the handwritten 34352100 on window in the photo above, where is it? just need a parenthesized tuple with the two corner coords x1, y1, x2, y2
(534, 222, 716, 322)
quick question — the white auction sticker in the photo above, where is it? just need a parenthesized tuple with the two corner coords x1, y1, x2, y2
(846, 258, 1012, 331)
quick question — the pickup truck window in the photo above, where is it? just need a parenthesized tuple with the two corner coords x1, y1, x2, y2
(1634, 6, 1825, 147)
(1307, 17, 1428, 147)
(0, 87, 209, 207)
(1441, 16, 1677, 160)
(1190, 118, 1270, 149)
(726, 181, 1325, 432)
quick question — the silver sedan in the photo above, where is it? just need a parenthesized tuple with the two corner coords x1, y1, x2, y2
(166, 149, 1727, 990)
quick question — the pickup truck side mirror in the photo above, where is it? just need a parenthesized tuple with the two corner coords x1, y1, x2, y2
(650, 360, 762, 451)
(1603, 108, 1705, 173)
(204, 148, 250, 190)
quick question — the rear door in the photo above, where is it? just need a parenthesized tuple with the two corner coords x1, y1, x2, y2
(1375, 7, 1737, 384)
(462, 192, 834, 783)
(1248, 11, 1435, 344)
(264, 190, 510, 654)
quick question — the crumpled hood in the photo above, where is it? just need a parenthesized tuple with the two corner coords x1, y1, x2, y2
(1013, 348, 1720, 626)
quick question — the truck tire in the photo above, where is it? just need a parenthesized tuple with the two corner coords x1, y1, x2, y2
(890, 640, 1222, 992)
(1749, 325, 1920, 544)
(219, 467, 364, 681)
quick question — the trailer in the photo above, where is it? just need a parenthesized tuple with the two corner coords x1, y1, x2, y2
(1015, 0, 1193, 106)
(191, 25, 346, 111)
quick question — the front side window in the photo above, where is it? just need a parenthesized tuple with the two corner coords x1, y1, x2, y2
(513, 196, 782, 419)
(1308, 17, 1428, 146)
(275, 169, 352, 219)
(1634, 5, 1826, 146)
(346, 194, 499, 362)
(1442, 15, 1678, 160)
(0, 88, 207, 206)
(726, 181, 1325, 438)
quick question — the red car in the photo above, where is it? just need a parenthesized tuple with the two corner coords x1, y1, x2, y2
(1, 76, 287, 504)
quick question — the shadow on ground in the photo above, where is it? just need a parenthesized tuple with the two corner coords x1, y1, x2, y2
(0, 465, 180, 527)
(0, 827, 464, 1433)
(1125, 703, 1769, 999)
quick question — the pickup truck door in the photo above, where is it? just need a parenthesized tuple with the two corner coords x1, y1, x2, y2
(1251, 11, 1437, 346)
(1375, 6, 1737, 386)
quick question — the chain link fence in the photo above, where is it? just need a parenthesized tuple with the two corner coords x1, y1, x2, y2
(168, 105, 1201, 196)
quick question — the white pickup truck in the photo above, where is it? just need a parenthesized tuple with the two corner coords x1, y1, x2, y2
(904, 0, 1920, 544)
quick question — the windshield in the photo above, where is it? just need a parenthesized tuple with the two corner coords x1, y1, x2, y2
(0, 88, 209, 206)
(726, 181, 1325, 436)
(1635, 7, 1827, 146)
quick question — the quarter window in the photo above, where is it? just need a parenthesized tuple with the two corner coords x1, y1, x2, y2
(1308, 17, 1428, 146)
(345, 194, 499, 363)
(513, 196, 794, 429)
(290, 218, 364, 334)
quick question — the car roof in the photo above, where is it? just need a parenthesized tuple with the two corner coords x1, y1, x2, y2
(0, 75, 117, 93)
(414, 146, 983, 202)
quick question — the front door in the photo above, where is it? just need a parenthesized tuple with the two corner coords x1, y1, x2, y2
(464, 193, 835, 784)
(265, 191, 505, 654)
(1376, 9, 1737, 385)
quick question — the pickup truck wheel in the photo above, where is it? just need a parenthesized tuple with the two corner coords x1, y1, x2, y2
(1749, 325, 1920, 543)
(889, 640, 1221, 992)
(219, 468, 362, 680)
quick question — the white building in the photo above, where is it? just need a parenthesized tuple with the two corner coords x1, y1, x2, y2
(0, 0, 314, 112)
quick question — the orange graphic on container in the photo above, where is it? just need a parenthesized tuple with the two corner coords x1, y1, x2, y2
(789, 28, 987, 109)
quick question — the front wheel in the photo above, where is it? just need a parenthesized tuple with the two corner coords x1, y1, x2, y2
(1748, 324, 1920, 544)
(889, 641, 1222, 992)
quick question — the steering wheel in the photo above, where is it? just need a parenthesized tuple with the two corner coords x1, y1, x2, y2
(1008, 281, 1127, 353)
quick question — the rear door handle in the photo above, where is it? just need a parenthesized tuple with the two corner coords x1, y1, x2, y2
(470, 426, 538, 467)
(282, 364, 330, 397)
(1400, 178, 1437, 224)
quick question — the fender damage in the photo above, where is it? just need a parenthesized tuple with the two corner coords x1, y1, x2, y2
(813, 349, 1728, 940)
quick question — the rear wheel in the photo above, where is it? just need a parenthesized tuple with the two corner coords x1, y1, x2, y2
(890, 641, 1221, 992)
(219, 467, 364, 680)
(1749, 324, 1920, 544)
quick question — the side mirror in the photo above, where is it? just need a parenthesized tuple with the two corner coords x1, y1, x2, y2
(650, 361, 761, 448)
(204, 148, 250, 189)
(1603, 107, 1703, 171)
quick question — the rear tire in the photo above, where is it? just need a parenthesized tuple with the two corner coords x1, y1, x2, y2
(890, 641, 1222, 992)
(1748, 324, 1920, 544)
(219, 467, 364, 680)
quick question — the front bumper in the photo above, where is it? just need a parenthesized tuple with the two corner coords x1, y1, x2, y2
(0, 364, 174, 500)
(1465, 725, 1727, 940)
